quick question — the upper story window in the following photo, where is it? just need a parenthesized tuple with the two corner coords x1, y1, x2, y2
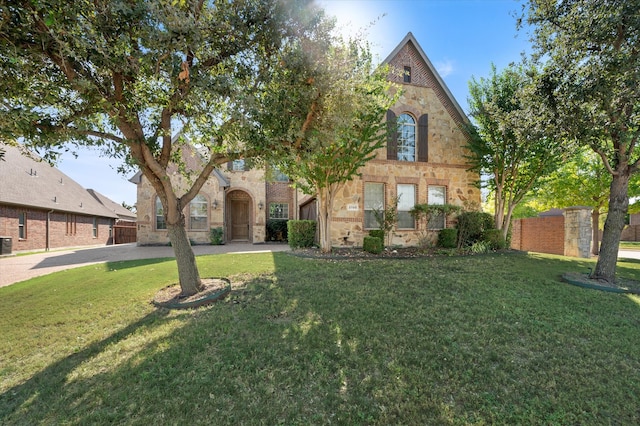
(403, 66, 411, 83)
(397, 114, 416, 162)
(232, 159, 245, 171)
(189, 194, 208, 230)
(155, 197, 167, 230)
(271, 166, 289, 182)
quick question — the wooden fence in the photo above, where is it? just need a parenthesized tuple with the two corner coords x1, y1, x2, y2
(113, 221, 137, 244)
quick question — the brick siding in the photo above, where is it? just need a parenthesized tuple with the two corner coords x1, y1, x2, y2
(0, 204, 114, 252)
(510, 216, 565, 255)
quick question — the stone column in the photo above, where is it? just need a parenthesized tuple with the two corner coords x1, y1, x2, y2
(563, 207, 592, 258)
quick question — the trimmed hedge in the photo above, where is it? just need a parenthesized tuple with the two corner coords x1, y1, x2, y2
(369, 229, 384, 240)
(363, 236, 383, 254)
(438, 228, 458, 248)
(287, 220, 316, 249)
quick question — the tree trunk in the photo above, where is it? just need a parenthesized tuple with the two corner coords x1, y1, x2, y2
(494, 186, 505, 233)
(167, 221, 203, 297)
(591, 210, 600, 256)
(592, 173, 629, 283)
(317, 188, 333, 253)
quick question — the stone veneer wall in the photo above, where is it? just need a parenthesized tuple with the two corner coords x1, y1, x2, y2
(136, 167, 267, 245)
(563, 207, 592, 258)
(510, 207, 592, 258)
(324, 46, 481, 248)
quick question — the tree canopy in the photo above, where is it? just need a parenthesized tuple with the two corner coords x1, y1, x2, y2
(465, 63, 566, 240)
(0, 0, 377, 295)
(523, 0, 640, 282)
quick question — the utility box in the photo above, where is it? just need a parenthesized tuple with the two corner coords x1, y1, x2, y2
(0, 237, 12, 255)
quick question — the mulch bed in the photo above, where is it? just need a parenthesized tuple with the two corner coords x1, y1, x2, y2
(153, 277, 231, 309)
(562, 272, 640, 294)
(289, 246, 438, 260)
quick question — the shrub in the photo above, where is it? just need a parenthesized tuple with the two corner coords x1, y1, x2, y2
(482, 229, 506, 250)
(470, 240, 491, 254)
(209, 227, 224, 245)
(456, 211, 495, 248)
(363, 236, 383, 254)
(369, 229, 384, 240)
(266, 219, 288, 241)
(438, 228, 458, 248)
(287, 220, 316, 249)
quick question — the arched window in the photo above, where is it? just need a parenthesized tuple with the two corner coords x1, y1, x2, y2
(397, 113, 416, 162)
(155, 197, 166, 230)
(189, 194, 208, 230)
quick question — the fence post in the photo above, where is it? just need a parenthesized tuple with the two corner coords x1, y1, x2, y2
(564, 207, 592, 258)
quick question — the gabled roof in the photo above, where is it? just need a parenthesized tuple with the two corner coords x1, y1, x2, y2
(382, 32, 468, 124)
(87, 189, 136, 221)
(0, 144, 130, 219)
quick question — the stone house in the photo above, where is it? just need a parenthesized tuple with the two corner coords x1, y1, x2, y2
(133, 33, 480, 247)
(0, 144, 136, 253)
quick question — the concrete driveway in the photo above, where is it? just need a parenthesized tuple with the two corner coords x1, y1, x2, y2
(0, 243, 290, 288)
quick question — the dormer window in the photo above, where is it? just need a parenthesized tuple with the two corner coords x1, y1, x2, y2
(404, 66, 411, 83)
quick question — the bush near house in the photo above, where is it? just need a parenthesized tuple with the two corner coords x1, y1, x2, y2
(266, 219, 289, 241)
(456, 211, 495, 248)
(287, 220, 316, 249)
(210, 227, 224, 245)
(369, 229, 384, 241)
(482, 228, 506, 250)
(363, 235, 383, 254)
(438, 228, 458, 248)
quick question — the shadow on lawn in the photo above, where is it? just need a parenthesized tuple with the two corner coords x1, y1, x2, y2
(0, 309, 175, 423)
(2, 252, 639, 424)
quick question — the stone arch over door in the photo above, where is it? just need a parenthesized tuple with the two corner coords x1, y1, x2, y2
(226, 190, 253, 242)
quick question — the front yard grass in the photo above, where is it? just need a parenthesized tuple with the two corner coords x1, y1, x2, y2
(1, 251, 639, 424)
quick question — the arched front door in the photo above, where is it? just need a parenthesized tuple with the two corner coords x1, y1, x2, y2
(227, 190, 252, 242)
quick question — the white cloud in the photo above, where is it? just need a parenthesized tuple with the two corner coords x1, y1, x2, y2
(435, 59, 455, 77)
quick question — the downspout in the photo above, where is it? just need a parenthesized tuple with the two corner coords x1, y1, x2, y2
(46, 210, 54, 251)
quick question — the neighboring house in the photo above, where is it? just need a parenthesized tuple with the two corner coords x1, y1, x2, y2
(0, 144, 135, 252)
(133, 33, 480, 247)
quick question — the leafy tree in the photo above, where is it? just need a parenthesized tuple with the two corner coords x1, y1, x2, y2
(466, 63, 566, 241)
(523, 0, 640, 283)
(275, 44, 398, 253)
(533, 149, 610, 255)
(533, 148, 640, 255)
(0, 0, 346, 296)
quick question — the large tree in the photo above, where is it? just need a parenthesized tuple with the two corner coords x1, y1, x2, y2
(0, 0, 349, 296)
(275, 47, 398, 253)
(466, 63, 566, 241)
(524, 0, 640, 283)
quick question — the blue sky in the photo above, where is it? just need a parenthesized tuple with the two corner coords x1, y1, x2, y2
(55, 0, 531, 207)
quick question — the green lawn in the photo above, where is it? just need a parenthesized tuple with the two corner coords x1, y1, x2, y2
(620, 241, 640, 250)
(1, 251, 639, 424)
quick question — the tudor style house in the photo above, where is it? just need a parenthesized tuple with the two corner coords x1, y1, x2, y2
(0, 144, 136, 253)
(133, 33, 480, 247)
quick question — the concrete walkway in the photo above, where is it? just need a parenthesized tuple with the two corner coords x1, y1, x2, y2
(0, 243, 290, 288)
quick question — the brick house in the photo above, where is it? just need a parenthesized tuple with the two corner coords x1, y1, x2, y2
(0, 144, 136, 253)
(133, 33, 480, 247)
